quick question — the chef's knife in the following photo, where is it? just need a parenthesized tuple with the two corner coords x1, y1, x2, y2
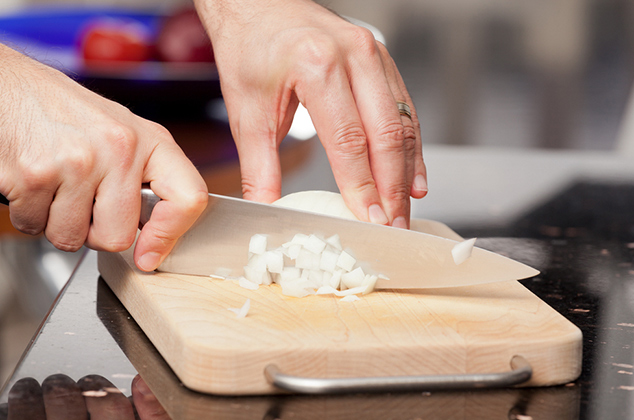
(0, 190, 539, 288)
(141, 189, 539, 289)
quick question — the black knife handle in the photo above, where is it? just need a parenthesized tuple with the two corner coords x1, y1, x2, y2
(0, 193, 7, 206)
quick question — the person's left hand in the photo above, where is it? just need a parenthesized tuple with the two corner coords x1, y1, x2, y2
(0, 374, 169, 419)
(193, 0, 427, 229)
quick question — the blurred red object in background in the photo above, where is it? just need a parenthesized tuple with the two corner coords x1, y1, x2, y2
(156, 8, 214, 63)
(81, 17, 154, 65)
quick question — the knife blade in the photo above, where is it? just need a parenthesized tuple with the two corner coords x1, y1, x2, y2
(142, 188, 539, 289)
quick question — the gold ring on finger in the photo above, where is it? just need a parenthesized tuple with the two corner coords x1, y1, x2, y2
(397, 101, 412, 119)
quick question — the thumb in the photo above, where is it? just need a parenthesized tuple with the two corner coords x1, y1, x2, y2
(133, 141, 208, 271)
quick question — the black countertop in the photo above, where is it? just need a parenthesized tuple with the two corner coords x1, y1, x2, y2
(1, 173, 633, 419)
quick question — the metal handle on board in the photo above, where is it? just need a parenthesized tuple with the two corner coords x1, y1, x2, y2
(264, 355, 532, 394)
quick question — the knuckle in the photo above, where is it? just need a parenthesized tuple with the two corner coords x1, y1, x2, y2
(296, 34, 340, 76)
(48, 236, 84, 253)
(375, 121, 406, 151)
(386, 187, 410, 202)
(104, 122, 139, 166)
(145, 225, 176, 250)
(181, 189, 209, 218)
(18, 160, 56, 193)
(60, 146, 96, 179)
(241, 181, 278, 202)
(332, 124, 368, 155)
(12, 220, 44, 236)
(349, 26, 379, 57)
(403, 126, 417, 155)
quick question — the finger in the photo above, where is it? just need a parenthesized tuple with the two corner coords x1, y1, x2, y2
(133, 140, 208, 272)
(7, 377, 46, 420)
(131, 376, 170, 420)
(295, 54, 387, 225)
(371, 45, 424, 229)
(346, 35, 413, 228)
(84, 122, 146, 254)
(44, 180, 96, 252)
(231, 97, 294, 203)
(391, 58, 427, 200)
(42, 374, 87, 420)
(78, 375, 135, 420)
(7, 188, 54, 236)
(85, 174, 141, 253)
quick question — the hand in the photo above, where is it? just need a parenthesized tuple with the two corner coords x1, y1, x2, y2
(0, 44, 208, 271)
(0, 374, 169, 419)
(194, 0, 427, 228)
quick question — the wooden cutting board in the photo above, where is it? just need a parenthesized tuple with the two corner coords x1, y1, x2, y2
(98, 220, 582, 395)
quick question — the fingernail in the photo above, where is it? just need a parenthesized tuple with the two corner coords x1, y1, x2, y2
(133, 377, 152, 397)
(392, 216, 408, 229)
(414, 174, 428, 193)
(138, 252, 161, 272)
(368, 204, 389, 225)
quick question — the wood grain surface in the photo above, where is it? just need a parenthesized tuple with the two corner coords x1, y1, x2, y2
(98, 221, 582, 395)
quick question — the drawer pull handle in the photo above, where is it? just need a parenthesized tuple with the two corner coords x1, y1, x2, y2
(264, 355, 532, 394)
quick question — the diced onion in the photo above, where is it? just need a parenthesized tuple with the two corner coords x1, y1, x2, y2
(341, 267, 365, 288)
(452, 238, 477, 265)
(304, 234, 327, 254)
(336, 251, 356, 272)
(233, 191, 387, 298)
(227, 298, 251, 318)
(249, 234, 268, 255)
(238, 277, 259, 290)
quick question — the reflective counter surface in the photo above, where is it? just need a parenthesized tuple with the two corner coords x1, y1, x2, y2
(1, 145, 634, 419)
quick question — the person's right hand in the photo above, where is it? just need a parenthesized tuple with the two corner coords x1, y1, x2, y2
(0, 44, 208, 272)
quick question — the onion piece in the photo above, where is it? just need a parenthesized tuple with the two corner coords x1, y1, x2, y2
(334, 285, 368, 296)
(336, 251, 356, 272)
(319, 249, 339, 273)
(340, 295, 360, 302)
(304, 234, 327, 254)
(238, 276, 260, 290)
(452, 238, 477, 265)
(295, 249, 321, 270)
(227, 298, 251, 318)
(265, 250, 284, 273)
(316, 285, 338, 295)
(328, 270, 342, 289)
(341, 267, 365, 288)
(326, 234, 343, 251)
(249, 234, 267, 255)
(280, 280, 315, 298)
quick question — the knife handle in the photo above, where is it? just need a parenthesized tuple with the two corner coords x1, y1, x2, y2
(0, 188, 159, 221)
(0, 188, 161, 212)
(140, 185, 161, 226)
(264, 355, 532, 394)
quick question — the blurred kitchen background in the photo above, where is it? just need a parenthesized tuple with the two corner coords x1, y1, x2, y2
(1, 0, 634, 387)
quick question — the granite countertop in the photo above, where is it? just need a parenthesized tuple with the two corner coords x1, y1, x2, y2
(1, 146, 633, 419)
